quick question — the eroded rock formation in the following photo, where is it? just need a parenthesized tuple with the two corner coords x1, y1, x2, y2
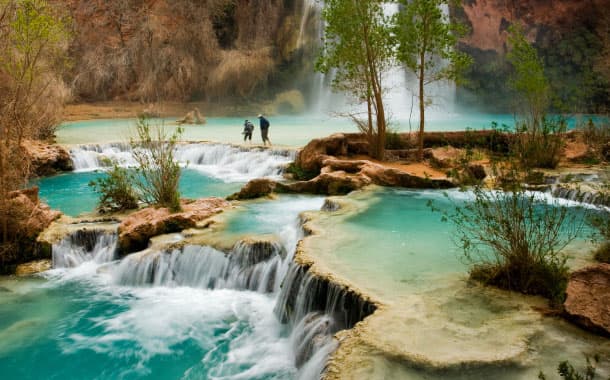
(0, 187, 62, 274)
(118, 197, 230, 254)
(24, 140, 74, 176)
(564, 263, 610, 336)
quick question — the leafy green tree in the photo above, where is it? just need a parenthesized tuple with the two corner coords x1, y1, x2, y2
(506, 25, 565, 169)
(316, 0, 393, 160)
(506, 24, 550, 132)
(394, 0, 471, 161)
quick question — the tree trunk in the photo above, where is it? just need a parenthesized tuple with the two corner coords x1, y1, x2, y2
(418, 51, 426, 162)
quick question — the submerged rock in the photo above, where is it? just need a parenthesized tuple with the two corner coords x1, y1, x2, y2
(118, 198, 229, 254)
(564, 263, 610, 336)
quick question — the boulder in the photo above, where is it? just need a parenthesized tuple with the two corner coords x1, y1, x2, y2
(15, 260, 52, 276)
(118, 197, 229, 254)
(176, 109, 206, 125)
(286, 171, 371, 195)
(25, 140, 73, 176)
(227, 178, 283, 200)
(564, 263, 610, 336)
(295, 133, 349, 174)
(0, 187, 61, 274)
(425, 146, 463, 168)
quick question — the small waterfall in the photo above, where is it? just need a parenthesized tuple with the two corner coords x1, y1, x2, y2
(551, 186, 610, 207)
(52, 229, 118, 268)
(69, 143, 294, 182)
(114, 240, 287, 293)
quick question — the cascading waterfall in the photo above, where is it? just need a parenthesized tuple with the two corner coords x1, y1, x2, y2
(48, 201, 375, 379)
(52, 229, 118, 268)
(69, 142, 295, 182)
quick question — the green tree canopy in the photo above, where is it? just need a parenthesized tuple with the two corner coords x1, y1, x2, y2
(316, 0, 393, 159)
(394, 0, 471, 161)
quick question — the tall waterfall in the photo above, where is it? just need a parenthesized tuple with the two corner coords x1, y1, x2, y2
(69, 143, 295, 182)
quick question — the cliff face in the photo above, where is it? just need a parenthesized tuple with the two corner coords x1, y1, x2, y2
(61, 0, 311, 102)
(455, 0, 610, 112)
(59, 0, 608, 113)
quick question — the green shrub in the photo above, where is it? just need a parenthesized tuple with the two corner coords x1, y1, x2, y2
(589, 206, 610, 263)
(431, 165, 586, 304)
(130, 117, 183, 212)
(89, 165, 138, 212)
(539, 355, 605, 380)
(579, 118, 610, 163)
(285, 162, 318, 181)
(514, 117, 567, 169)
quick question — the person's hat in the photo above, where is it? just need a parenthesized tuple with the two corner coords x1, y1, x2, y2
(257, 114, 263, 118)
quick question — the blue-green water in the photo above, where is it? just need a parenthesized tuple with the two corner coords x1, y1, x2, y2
(33, 169, 241, 216)
(0, 273, 294, 380)
(57, 114, 605, 146)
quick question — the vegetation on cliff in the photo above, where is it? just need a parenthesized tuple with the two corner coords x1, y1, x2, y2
(0, 0, 70, 263)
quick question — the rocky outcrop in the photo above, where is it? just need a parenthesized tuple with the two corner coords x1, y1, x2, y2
(295, 133, 350, 174)
(24, 140, 73, 176)
(227, 178, 284, 200)
(176, 109, 206, 125)
(564, 264, 610, 336)
(0, 187, 62, 274)
(118, 197, 230, 254)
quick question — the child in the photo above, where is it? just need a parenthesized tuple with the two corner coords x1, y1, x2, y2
(242, 120, 254, 142)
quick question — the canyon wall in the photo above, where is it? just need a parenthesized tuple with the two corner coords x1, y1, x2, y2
(455, 0, 610, 112)
(57, 0, 609, 113)
(60, 0, 315, 103)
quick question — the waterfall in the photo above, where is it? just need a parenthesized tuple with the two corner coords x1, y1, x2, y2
(69, 142, 295, 182)
(47, 199, 374, 379)
(114, 240, 287, 293)
(308, 2, 457, 120)
(52, 229, 118, 268)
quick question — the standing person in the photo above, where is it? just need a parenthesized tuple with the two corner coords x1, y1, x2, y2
(257, 114, 271, 146)
(242, 119, 254, 142)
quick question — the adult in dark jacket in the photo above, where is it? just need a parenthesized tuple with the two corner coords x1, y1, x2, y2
(257, 114, 271, 146)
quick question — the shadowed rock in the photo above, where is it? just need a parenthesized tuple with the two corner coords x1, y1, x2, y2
(564, 263, 610, 336)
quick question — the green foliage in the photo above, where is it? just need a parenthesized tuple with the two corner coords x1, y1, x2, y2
(385, 128, 410, 150)
(88, 165, 138, 212)
(589, 203, 610, 263)
(394, 0, 472, 161)
(538, 355, 607, 380)
(285, 162, 318, 181)
(316, 0, 392, 159)
(513, 117, 567, 169)
(506, 25, 550, 132)
(431, 164, 586, 304)
(130, 117, 183, 212)
(578, 118, 610, 163)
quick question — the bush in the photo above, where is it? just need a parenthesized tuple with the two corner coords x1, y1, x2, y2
(514, 117, 567, 169)
(432, 165, 586, 304)
(579, 118, 610, 163)
(89, 165, 138, 212)
(538, 355, 604, 380)
(130, 117, 183, 212)
(589, 206, 610, 263)
(285, 162, 318, 181)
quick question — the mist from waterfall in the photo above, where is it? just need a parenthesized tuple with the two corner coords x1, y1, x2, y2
(300, 0, 457, 123)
